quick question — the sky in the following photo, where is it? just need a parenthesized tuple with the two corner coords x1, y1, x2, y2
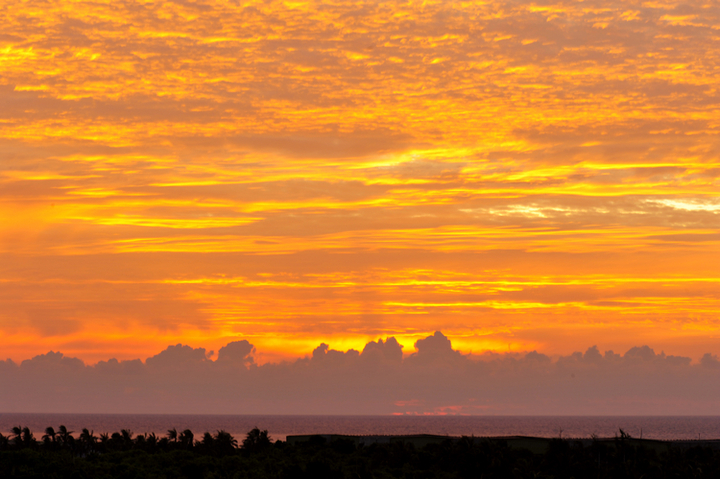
(1, 0, 719, 407)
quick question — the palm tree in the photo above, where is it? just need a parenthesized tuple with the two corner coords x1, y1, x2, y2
(158, 436, 170, 449)
(135, 433, 147, 450)
(79, 428, 97, 454)
(0, 433, 9, 450)
(179, 429, 194, 449)
(167, 427, 178, 444)
(80, 428, 96, 444)
(200, 431, 215, 451)
(214, 430, 238, 456)
(10, 426, 22, 447)
(242, 427, 271, 452)
(195, 432, 215, 454)
(110, 432, 123, 451)
(20, 427, 36, 448)
(42, 426, 57, 446)
(121, 429, 134, 449)
(58, 425, 74, 448)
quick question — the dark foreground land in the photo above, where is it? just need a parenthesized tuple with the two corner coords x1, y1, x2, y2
(2, 427, 720, 478)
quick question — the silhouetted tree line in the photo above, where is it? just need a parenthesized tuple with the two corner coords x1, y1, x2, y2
(0, 425, 271, 456)
(2, 426, 720, 478)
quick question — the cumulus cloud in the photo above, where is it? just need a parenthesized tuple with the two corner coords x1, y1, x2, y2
(145, 344, 211, 369)
(20, 351, 85, 371)
(2, 333, 720, 415)
(216, 340, 256, 366)
(361, 337, 403, 363)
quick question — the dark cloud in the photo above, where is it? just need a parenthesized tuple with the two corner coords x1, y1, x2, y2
(3, 332, 720, 415)
(94, 358, 144, 375)
(217, 340, 255, 366)
(701, 353, 720, 370)
(361, 337, 403, 363)
(20, 351, 85, 371)
(311, 343, 360, 365)
(145, 344, 211, 369)
(407, 331, 465, 366)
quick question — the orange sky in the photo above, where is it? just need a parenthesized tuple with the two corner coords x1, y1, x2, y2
(1, 0, 719, 365)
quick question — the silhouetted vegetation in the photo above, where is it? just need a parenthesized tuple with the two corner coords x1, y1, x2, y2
(2, 425, 720, 478)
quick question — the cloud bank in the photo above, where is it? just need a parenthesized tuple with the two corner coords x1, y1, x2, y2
(3, 332, 719, 416)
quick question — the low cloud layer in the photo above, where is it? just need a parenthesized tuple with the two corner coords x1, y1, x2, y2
(2, 333, 719, 415)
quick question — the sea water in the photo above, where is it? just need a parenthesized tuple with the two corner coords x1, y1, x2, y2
(2, 414, 720, 441)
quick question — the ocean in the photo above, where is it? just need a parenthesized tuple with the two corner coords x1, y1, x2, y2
(2, 414, 719, 441)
